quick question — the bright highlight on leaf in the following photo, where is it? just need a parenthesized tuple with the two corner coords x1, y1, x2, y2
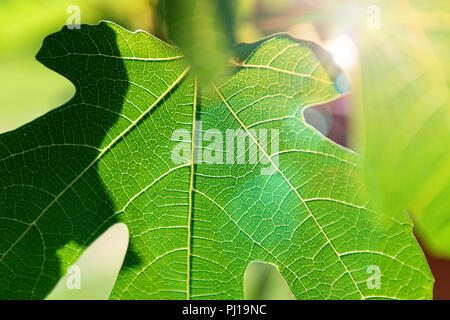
(0, 21, 432, 300)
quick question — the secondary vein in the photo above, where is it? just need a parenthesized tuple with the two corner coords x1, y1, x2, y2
(0, 66, 191, 264)
(212, 83, 365, 300)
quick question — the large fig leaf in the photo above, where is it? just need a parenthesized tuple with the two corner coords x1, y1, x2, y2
(0, 22, 432, 299)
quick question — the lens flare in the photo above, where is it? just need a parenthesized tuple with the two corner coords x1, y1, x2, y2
(325, 35, 358, 71)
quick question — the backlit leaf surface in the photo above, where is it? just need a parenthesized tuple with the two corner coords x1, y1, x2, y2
(0, 22, 432, 299)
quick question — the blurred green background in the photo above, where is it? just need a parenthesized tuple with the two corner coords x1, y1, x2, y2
(1, 0, 448, 299)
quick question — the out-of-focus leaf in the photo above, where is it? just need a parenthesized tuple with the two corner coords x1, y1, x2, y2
(160, 0, 235, 82)
(354, 0, 450, 256)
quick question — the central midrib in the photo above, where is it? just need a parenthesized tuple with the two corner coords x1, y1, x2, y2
(186, 76, 198, 300)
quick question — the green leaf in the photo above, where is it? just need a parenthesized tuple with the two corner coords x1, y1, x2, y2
(0, 21, 432, 299)
(160, 0, 235, 82)
(354, 0, 450, 257)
